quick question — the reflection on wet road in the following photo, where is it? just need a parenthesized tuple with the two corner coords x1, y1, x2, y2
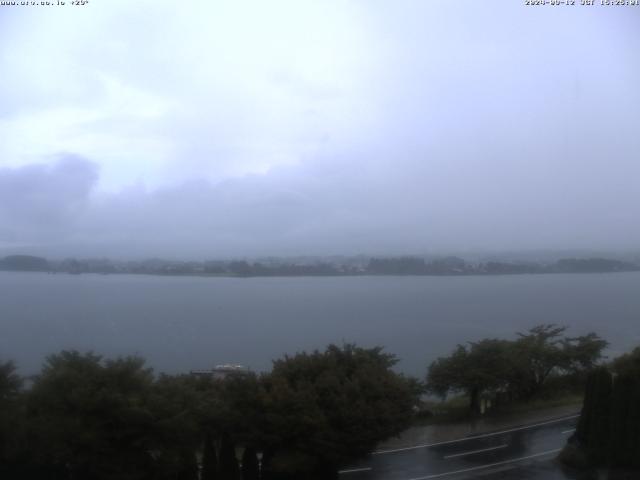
(339, 415, 591, 479)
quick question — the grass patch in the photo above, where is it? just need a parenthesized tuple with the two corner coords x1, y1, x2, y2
(490, 393, 583, 416)
(414, 392, 583, 426)
(414, 395, 471, 425)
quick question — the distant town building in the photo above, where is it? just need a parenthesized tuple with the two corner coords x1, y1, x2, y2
(190, 364, 250, 380)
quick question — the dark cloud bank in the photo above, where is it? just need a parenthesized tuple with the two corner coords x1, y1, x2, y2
(2, 149, 639, 260)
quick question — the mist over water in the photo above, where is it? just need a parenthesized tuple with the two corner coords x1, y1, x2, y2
(3, 271, 639, 377)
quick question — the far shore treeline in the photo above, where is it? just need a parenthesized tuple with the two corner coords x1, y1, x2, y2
(1, 254, 638, 277)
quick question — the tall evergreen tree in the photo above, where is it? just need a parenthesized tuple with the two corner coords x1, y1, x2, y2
(218, 432, 239, 480)
(178, 449, 199, 480)
(240, 446, 259, 480)
(575, 367, 612, 465)
(0, 361, 25, 478)
(569, 358, 640, 470)
(201, 433, 218, 480)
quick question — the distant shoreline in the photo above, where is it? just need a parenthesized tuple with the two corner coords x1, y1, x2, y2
(2, 254, 639, 279)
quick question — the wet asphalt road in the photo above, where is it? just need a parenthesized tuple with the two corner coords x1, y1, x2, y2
(338, 415, 589, 480)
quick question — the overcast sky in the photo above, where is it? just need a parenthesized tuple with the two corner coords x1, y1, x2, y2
(0, 1, 639, 259)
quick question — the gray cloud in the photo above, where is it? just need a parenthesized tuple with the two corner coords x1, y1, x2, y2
(2, 143, 639, 259)
(0, 156, 98, 245)
(0, 2, 639, 258)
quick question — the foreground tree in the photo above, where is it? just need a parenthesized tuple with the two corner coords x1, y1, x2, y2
(511, 325, 608, 398)
(201, 432, 218, 480)
(427, 325, 608, 412)
(261, 344, 418, 478)
(427, 339, 513, 413)
(1, 345, 418, 479)
(241, 446, 259, 480)
(0, 361, 25, 478)
(218, 432, 240, 480)
(27, 351, 158, 479)
(611, 346, 640, 375)
(149, 374, 203, 480)
(573, 367, 614, 465)
(562, 347, 640, 471)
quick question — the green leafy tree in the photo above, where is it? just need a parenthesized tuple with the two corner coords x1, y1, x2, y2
(427, 325, 608, 412)
(510, 324, 568, 397)
(611, 346, 640, 375)
(261, 344, 417, 478)
(427, 339, 514, 413)
(0, 360, 21, 401)
(562, 333, 609, 373)
(512, 325, 607, 398)
(27, 351, 157, 480)
(149, 374, 203, 480)
(216, 374, 266, 446)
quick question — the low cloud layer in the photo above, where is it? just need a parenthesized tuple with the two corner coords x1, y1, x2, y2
(2, 148, 639, 259)
(0, 157, 98, 247)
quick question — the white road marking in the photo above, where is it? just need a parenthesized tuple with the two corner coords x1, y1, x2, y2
(443, 443, 508, 459)
(406, 448, 562, 480)
(373, 414, 579, 455)
(561, 428, 576, 434)
(338, 467, 373, 474)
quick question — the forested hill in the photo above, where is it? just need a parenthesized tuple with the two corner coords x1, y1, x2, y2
(0, 255, 49, 272)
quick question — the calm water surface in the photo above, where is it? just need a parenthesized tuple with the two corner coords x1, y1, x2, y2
(1, 271, 639, 376)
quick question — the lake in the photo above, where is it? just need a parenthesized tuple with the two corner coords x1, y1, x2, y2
(1, 271, 639, 377)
